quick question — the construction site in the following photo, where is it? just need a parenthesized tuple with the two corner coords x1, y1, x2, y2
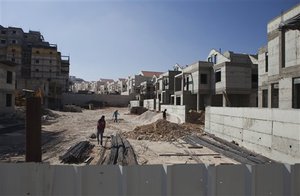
(0, 2, 300, 196)
(1, 106, 269, 166)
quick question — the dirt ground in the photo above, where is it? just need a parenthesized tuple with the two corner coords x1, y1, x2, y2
(0, 107, 238, 165)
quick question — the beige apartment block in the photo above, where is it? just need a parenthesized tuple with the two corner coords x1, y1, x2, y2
(0, 61, 16, 114)
(0, 26, 70, 109)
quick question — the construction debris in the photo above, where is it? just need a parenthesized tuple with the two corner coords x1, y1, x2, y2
(186, 110, 205, 124)
(104, 134, 138, 166)
(123, 119, 203, 142)
(183, 135, 274, 165)
(60, 141, 94, 164)
(159, 153, 219, 156)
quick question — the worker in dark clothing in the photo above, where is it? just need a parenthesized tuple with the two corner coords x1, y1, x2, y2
(113, 110, 120, 123)
(163, 109, 167, 120)
(97, 115, 106, 146)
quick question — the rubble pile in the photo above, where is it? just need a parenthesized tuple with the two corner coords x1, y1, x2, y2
(124, 119, 203, 142)
(186, 110, 205, 124)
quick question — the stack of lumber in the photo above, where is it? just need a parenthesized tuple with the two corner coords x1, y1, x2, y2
(105, 134, 138, 166)
(60, 141, 94, 164)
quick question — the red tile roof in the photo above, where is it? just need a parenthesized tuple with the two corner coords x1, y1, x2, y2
(141, 71, 164, 77)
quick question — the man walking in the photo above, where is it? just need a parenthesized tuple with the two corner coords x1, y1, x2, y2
(97, 115, 106, 146)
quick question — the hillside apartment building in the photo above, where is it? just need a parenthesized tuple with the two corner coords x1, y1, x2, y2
(0, 26, 70, 109)
(0, 61, 16, 114)
(258, 4, 300, 109)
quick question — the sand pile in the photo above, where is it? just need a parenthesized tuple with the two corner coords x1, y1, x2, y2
(123, 119, 203, 142)
(133, 111, 162, 124)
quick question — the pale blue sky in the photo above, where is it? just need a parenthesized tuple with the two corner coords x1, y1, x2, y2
(0, 0, 299, 81)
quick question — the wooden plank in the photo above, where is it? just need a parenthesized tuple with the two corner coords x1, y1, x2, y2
(159, 153, 220, 157)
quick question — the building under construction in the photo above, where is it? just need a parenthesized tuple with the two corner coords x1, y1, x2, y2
(0, 26, 70, 109)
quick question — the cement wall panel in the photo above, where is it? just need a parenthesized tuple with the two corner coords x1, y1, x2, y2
(273, 121, 300, 140)
(272, 136, 300, 157)
(210, 114, 224, 124)
(291, 164, 300, 195)
(210, 122, 224, 134)
(242, 108, 272, 120)
(223, 116, 243, 128)
(251, 164, 289, 195)
(51, 165, 80, 196)
(166, 164, 207, 196)
(81, 165, 122, 195)
(0, 163, 50, 196)
(243, 130, 272, 148)
(272, 109, 300, 124)
(214, 164, 250, 196)
(223, 125, 243, 140)
(243, 118, 272, 134)
(122, 165, 166, 196)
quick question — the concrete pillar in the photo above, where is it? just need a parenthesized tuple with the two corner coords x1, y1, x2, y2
(268, 84, 272, 108)
(26, 97, 42, 162)
(279, 29, 286, 69)
(222, 94, 226, 107)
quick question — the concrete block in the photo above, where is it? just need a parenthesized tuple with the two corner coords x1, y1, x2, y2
(222, 107, 244, 118)
(272, 136, 300, 158)
(273, 121, 300, 140)
(243, 118, 272, 134)
(210, 107, 225, 115)
(271, 149, 300, 164)
(251, 164, 290, 195)
(210, 122, 224, 134)
(122, 165, 166, 196)
(81, 165, 122, 195)
(272, 109, 300, 124)
(166, 164, 207, 196)
(223, 125, 243, 141)
(223, 116, 243, 128)
(210, 114, 224, 124)
(242, 108, 272, 121)
(243, 130, 272, 148)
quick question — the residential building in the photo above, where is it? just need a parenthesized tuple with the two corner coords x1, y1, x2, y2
(208, 49, 258, 107)
(258, 4, 300, 109)
(0, 61, 16, 114)
(117, 78, 127, 95)
(126, 71, 163, 97)
(173, 61, 213, 111)
(156, 64, 182, 105)
(0, 26, 70, 109)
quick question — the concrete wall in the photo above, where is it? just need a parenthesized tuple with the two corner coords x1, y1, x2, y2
(0, 163, 299, 195)
(205, 107, 300, 164)
(143, 99, 155, 110)
(62, 93, 134, 107)
(161, 105, 186, 123)
(130, 100, 140, 108)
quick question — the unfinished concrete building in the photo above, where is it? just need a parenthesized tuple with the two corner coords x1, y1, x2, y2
(173, 61, 213, 111)
(0, 61, 16, 114)
(126, 71, 163, 98)
(258, 4, 300, 109)
(207, 49, 258, 107)
(0, 26, 70, 109)
(156, 66, 182, 106)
